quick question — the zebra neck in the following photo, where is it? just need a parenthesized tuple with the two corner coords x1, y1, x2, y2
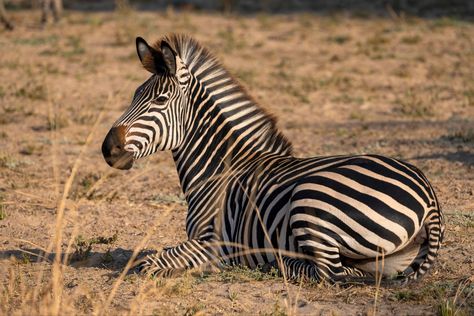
(163, 33, 292, 221)
(171, 81, 291, 200)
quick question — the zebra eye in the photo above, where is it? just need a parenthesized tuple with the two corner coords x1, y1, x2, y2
(151, 96, 168, 105)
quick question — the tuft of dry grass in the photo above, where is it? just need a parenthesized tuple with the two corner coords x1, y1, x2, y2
(70, 233, 118, 262)
(394, 88, 434, 118)
(0, 194, 6, 221)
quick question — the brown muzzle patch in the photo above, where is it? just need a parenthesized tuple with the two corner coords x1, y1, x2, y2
(102, 125, 134, 170)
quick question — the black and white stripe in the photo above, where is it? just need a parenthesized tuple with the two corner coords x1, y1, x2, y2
(104, 34, 445, 284)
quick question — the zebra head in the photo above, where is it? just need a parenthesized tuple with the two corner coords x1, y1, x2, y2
(102, 37, 190, 169)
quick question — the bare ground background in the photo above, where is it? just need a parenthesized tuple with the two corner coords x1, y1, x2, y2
(0, 6, 473, 315)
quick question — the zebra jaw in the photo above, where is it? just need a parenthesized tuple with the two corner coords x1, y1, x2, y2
(106, 152, 134, 170)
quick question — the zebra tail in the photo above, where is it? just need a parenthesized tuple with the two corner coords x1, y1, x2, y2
(403, 203, 445, 284)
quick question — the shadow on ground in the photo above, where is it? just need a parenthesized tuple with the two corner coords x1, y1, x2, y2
(308, 118, 474, 167)
(413, 150, 474, 167)
(0, 248, 157, 272)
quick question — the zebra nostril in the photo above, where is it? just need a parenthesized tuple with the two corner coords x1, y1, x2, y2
(111, 145, 122, 156)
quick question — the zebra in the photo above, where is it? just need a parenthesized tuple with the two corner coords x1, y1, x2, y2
(0, 0, 62, 30)
(101, 33, 445, 284)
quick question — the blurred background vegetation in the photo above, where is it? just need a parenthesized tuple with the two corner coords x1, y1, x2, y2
(3, 0, 474, 18)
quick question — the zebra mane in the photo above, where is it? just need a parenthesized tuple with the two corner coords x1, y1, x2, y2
(151, 33, 293, 156)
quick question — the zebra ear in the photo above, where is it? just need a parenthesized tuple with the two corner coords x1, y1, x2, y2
(160, 40, 177, 76)
(136, 37, 167, 74)
(136, 37, 151, 63)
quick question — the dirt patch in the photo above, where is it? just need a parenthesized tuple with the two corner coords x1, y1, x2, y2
(0, 9, 473, 315)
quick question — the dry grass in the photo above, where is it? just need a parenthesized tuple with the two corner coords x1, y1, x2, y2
(0, 7, 473, 316)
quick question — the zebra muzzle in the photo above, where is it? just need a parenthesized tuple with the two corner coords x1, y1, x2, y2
(102, 126, 134, 170)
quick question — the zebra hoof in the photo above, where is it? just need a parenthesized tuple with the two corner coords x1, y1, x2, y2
(135, 259, 168, 278)
(260, 261, 279, 274)
(135, 260, 152, 274)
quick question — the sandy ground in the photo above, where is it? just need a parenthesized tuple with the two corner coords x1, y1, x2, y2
(0, 8, 473, 315)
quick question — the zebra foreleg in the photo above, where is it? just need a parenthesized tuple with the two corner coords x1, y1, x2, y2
(137, 239, 221, 277)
